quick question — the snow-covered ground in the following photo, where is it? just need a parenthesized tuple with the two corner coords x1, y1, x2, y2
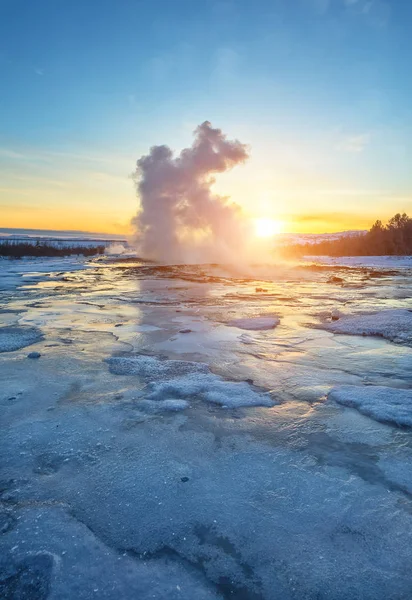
(303, 254, 412, 268)
(1, 255, 412, 599)
(0, 227, 128, 242)
(0, 228, 129, 255)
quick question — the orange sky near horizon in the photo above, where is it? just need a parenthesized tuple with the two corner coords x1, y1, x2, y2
(0, 200, 389, 237)
(1, 134, 410, 237)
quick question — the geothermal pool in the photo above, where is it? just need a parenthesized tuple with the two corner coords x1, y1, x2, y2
(1, 255, 412, 599)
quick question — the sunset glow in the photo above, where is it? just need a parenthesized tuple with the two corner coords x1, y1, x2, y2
(0, 0, 411, 236)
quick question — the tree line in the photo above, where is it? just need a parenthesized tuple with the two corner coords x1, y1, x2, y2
(0, 241, 106, 258)
(283, 213, 412, 257)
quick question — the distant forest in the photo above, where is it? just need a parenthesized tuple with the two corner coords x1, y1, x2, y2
(0, 241, 106, 258)
(284, 213, 412, 257)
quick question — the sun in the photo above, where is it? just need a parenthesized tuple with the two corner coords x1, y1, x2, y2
(254, 218, 283, 238)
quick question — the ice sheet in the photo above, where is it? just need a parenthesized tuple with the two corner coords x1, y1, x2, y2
(2, 256, 412, 599)
(227, 316, 280, 330)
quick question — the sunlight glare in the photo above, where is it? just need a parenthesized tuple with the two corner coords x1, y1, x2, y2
(254, 218, 283, 238)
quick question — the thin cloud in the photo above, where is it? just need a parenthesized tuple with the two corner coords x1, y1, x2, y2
(337, 133, 370, 153)
(294, 212, 353, 223)
(0, 145, 130, 168)
(343, 0, 391, 26)
(0, 148, 25, 159)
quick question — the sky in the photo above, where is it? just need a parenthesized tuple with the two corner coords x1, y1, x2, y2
(1, 0, 411, 234)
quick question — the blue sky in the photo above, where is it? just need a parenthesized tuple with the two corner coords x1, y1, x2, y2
(1, 0, 411, 233)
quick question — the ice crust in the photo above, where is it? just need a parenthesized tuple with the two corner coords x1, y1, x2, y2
(138, 398, 190, 412)
(0, 256, 89, 291)
(0, 507, 221, 600)
(227, 316, 280, 330)
(0, 326, 43, 353)
(323, 309, 412, 345)
(107, 355, 209, 379)
(2, 404, 412, 600)
(147, 373, 274, 407)
(329, 385, 412, 427)
(2, 257, 412, 599)
(107, 355, 274, 408)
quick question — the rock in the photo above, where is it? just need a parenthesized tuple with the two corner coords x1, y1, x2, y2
(27, 352, 41, 359)
(181, 476, 189, 482)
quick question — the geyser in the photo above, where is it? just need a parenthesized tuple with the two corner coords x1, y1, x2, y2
(132, 121, 252, 263)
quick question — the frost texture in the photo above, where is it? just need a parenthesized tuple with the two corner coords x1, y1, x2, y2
(107, 355, 209, 378)
(0, 326, 43, 353)
(227, 317, 280, 331)
(0, 507, 221, 600)
(138, 399, 190, 413)
(329, 385, 412, 427)
(107, 355, 274, 408)
(323, 309, 412, 346)
(147, 373, 274, 408)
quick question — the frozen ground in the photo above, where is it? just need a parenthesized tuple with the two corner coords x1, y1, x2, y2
(303, 255, 412, 268)
(1, 255, 412, 599)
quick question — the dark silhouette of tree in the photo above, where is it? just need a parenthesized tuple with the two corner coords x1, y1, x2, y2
(0, 241, 106, 258)
(283, 213, 412, 257)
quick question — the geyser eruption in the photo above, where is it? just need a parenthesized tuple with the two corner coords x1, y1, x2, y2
(132, 121, 252, 263)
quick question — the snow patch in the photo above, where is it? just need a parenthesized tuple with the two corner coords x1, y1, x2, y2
(147, 373, 274, 408)
(107, 355, 274, 408)
(0, 326, 43, 353)
(329, 385, 412, 427)
(138, 399, 190, 413)
(323, 309, 412, 346)
(303, 255, 412, 268)
(106, 355, 209, 379)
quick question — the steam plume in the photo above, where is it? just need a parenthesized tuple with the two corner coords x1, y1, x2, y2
(132, 121, 251, 263)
